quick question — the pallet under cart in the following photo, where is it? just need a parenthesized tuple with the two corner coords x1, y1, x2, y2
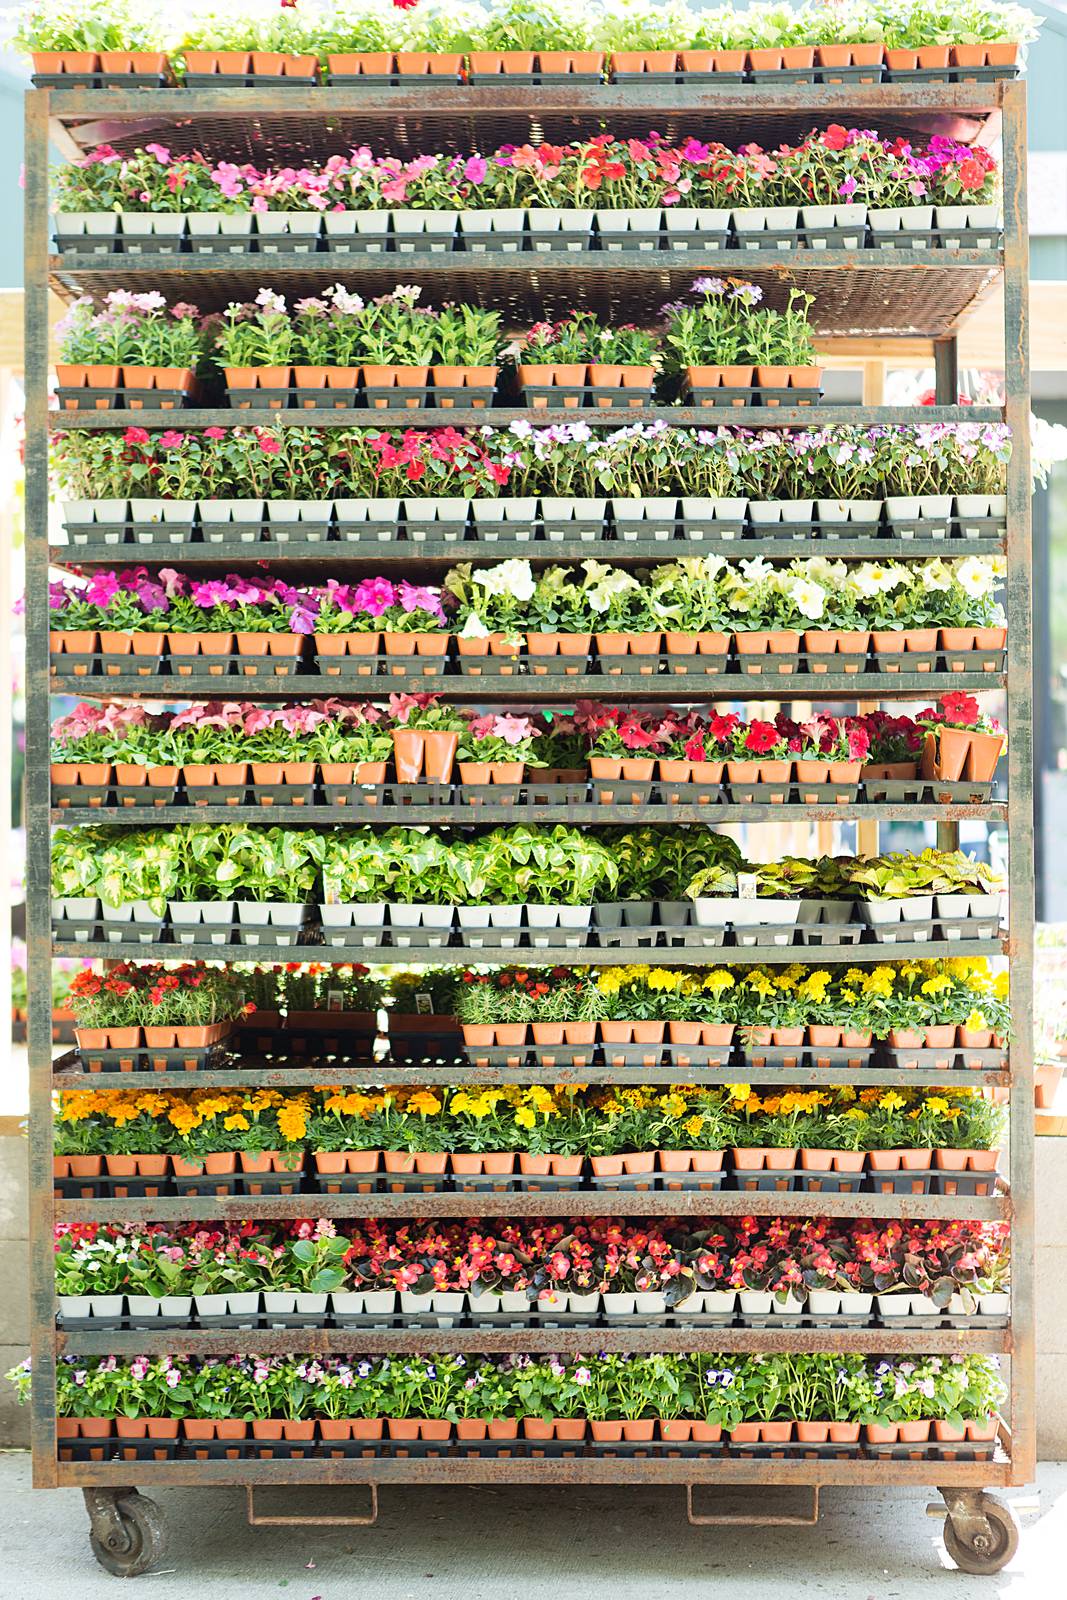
(23, 75, 1034, 1577)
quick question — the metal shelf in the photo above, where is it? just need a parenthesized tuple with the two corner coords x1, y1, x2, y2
(49, 669, 1004, 702)
(48, 403, 1001, 429)
(50, 1061, 1013, 1091)
(59, 1455, 1015, 1491)
(56, 1325, 1010, 1359)
(48, 938, 1007, 967)
(49, 803, 1009, 827)
(54, 1189, 1009, 1224)
(49, 249, 1001, 335)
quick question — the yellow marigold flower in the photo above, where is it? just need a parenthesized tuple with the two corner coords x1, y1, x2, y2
(992, 971, 1009, 1000)
(223, 1113, 250, 1132)
(879, 1091, 906, 1112)
(514, 1106, 536, 1131)
(921, 975, 952, 996)
(725, 1083, 751, 1102)
(702, 969, 735, 995)
(684, 1114, 705, 1137)
(965, 1009, 988, 1032)
(659, 1093, 688, 1118)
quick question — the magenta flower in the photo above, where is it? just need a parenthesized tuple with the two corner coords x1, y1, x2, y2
(352, 576, 398, 618)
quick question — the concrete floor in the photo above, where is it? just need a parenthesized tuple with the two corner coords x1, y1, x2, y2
(0, 1455, 1063, 1598)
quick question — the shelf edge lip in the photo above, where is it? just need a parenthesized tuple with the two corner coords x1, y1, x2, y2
(46, 405, 1008, 430)
(41, 81, 1009, 109)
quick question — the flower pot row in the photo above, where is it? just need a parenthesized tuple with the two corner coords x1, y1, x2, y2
(49, 629, 303, 679)
(55, 1285, 1011, 1329)
(224, 364, 498, 410)
(55, 494, 1008, 550)
(51, 891, 1003, 953)
(52, 203, 1001, 262)
(54, 1412, 1001, 1451)
(157, 627, 1014, 684)
(462, 1020, 737, 1049)
(684, 364, 822, 407)
(33, 41, 1021, 87)
(55, 363, 198, 410)
(52, 1145, 1000, 1188)
(73, 1023, 230, 1050)
(48, 761, 999, 814)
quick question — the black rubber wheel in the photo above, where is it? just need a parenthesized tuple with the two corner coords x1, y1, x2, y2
(89, 1492, 167, 1577)
(943, 1493, 1020, 1575)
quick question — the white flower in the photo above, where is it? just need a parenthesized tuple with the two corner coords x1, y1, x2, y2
(460, 613, 489, 639)
(472, 559, 535, 603)
(917, 558, 953, 593)
(255, 287, 286, 315)
(787, 576, 827, 621)
(326, 283, 364, 315)
(740, 556, 773, 586)
(954, 555, 996, 598)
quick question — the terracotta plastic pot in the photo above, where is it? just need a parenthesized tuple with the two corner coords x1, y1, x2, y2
(327, 52, 393, 76)
(423, 730, 460, 782)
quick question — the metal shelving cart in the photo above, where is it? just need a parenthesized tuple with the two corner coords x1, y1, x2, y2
(23, 76, 1033, 1577)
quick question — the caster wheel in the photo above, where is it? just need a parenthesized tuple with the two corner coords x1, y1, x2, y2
(943, 1493, 1019, 1575)
(89, 1492, 167, 1577)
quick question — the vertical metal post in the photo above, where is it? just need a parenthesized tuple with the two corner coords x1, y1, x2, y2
(23, 89, 58, 1490)
(1000, 77, 1036, 1485)
(933, 337, 959, 407)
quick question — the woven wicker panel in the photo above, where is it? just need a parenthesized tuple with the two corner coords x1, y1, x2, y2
(50, 254, 1000, 337)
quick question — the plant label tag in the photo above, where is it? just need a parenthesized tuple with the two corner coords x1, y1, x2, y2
(326, 987, 343, 1013)
(737, 872, 758, 901)
(323, 882, 340, 906)
(415, 993, 434, 1015)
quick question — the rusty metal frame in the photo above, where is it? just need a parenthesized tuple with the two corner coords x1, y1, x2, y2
(686, 1482, 820, 1527)
(245, 1483, 378, 1527)
(23, 74, 1034, 1523)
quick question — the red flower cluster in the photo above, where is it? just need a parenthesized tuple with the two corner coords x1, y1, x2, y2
(56, 1217, 1009, 1303)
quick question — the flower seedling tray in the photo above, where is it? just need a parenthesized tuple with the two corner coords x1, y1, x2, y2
(873, 226, 1002, 253)
(735, 650, 805, 677)
(53, 914, 165, 946)
(885, 64, 1017, 82)
(861, 777, 929, 802)
(687, 384, 820, 408)
(724, 780, 792, 804)
(882, 1045, 1007, 1073)
(519, 382, 655, 409)
(794, 1168, 867, 1194)
(734, 223, 867, 252)
(55, 385, 193, 411)
(929, 1171, 1000, 1198)
(74, 1043, 225, 1074)
(741, 1047, 875, 1072)
(865, 1440, 997, 1462)
(729, 1171, 802, 1193)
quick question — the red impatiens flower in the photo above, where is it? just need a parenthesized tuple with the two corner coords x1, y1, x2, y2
(822, 124, 850, 151)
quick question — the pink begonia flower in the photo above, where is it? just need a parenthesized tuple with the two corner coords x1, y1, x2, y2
(466, 714, 496, 740)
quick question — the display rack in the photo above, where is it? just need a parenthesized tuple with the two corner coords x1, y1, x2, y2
(23, 75, 1034, 1576)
